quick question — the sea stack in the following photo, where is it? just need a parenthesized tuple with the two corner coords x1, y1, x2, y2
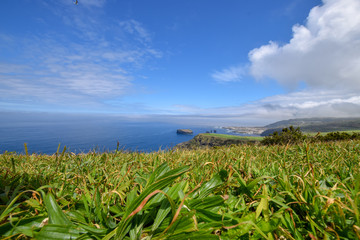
(177, 129, 193, 135)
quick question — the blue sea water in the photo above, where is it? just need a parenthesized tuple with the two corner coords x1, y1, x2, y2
(0, 114, 238, 154)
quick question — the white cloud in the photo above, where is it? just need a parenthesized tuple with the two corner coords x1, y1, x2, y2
(249, 0, 360, 91)
(199, 0, 360, 125)
(211, 65, 246, 83)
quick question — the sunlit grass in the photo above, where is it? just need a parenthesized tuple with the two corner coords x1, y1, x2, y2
(205, 133, 263, 141)
(1, 140, 360, 239)
(305, 129, 360, 136)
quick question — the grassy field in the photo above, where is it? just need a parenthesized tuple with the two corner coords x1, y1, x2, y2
(205, 133, 263, 141)
(304, 129, 360, 136)
(1, 140, 360, 239)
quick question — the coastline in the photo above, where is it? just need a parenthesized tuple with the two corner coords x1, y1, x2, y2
(221, 126, 266, 135)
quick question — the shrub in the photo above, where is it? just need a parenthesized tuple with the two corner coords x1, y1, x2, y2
(261, 126, 306, 145)
(315, 131, 360, 142)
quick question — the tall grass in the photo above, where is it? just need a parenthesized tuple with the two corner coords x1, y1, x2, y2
(1, 140, 360, 239)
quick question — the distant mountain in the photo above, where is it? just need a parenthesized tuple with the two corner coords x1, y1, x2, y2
(261, 117, 360, 136)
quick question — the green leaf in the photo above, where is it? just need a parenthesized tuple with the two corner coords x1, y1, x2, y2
(151, 183, 184, 232)
(257, 217, 280, 233)
(77, 223, 108, 235)
(192, 174, 223, 199)
(35, 224, 84, 240)
(247, 176, 270, 191)
(163, 211, 197, 235)
(188, 195, 224, 210)
(196, 208, 225, 223)
(0, 215, 45, 238)
(0, 190, 36, 223)
(165, 231, 220, 240)
(146, 162, 171, 187)
(256, 186, 269, 221)
(94, 188, 104, 223)
(126, 188, 138, 208)
(44, 193, 72, 226)
(223, 213, 256, 238)
(114, 164, 189, 239)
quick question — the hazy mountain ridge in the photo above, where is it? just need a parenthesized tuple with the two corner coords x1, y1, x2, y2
(261, 117, 360, 136)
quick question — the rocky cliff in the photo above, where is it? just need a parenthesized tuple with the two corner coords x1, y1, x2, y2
(177, 129, 193, 134)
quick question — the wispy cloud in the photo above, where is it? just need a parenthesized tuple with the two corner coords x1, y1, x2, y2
(79, 0, 107, 8)
(119, 19, 152, 44)
(0, 2, 161, 112)
(211, 65, 246, 83)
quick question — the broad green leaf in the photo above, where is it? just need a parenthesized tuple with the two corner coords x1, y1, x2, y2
(126, 188, 138, 208)
(256, 186, 269, 221)
(223, 213, 256, 238)
(197, 221, 224, 231)
(124, 165, 189, 217)
(151, 183, 184, 232)
(163, 211, 197, 235)
(115, 164, 189, 239)
(165, 231, 220, 240)
(67, 210, 87, 224)
(77, 223, 108, 235)
(0, 190, 36, 223)
(192, 174, 223, 199)
(35, 224, 84, 240)
(81, 194, 90, 220)
(44, 193, 72, 226)
(0, 215, 45, 238)
(196, 208, 225, 223)
(188, 195, 224, 210)
(247, 176, 270, 191)
(256, 217, 281, 233)
(256, 197, 266, 220)
(94, 188, 103, 223)
(146, 162, 171, 187)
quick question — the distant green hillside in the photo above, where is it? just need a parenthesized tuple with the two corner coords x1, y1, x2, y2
(261, 117, 360, 136)
(205, 133, 263, 141)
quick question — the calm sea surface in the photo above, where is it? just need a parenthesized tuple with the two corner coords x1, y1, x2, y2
(0, 116, 238, 154)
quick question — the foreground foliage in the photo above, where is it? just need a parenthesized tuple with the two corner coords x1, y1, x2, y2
(1, 140, 360, 239)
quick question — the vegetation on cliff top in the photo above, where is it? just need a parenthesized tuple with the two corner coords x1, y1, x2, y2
(175, 133, 261, 149)
(176, 126, 360, 149)
(262, 117, 360, 136)
(261, 126, 360, 145)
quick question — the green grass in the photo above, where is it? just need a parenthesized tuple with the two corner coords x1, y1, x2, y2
(1, 140, 360, 239)
(304, 129, 360, 136)
(205, 133, 263, 141)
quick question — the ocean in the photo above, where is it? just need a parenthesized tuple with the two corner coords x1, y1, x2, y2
(0, 113, 241, 154)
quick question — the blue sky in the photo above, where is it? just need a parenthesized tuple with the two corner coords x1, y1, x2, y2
(1, 0, 360, 125)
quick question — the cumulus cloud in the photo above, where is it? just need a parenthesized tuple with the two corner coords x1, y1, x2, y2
(200, 0, 360, 125)
(249, 0, 360, 91)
